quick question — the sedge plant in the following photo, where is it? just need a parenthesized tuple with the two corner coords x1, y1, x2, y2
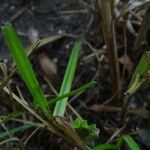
(2, 23, 94, 150)
(2, 23, 145, 150)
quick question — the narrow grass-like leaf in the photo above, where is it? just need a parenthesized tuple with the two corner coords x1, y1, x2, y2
(92, 143, 117, 150)
(92, 135, 140, 150)
(0, 111, 26, 124)
(122, 135, 140, 150)
(0, 124, 33, 139)
(117, 135, 140, 150)
(48, 81, 96, 105)
(2, 23, 52, 119)
(53, 41, 81, 116)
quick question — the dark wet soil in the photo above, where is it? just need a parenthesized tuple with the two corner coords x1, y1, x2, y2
(0, 0, 150, 150)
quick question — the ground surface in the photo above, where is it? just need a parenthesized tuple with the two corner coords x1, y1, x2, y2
(0, 0, 150, 150)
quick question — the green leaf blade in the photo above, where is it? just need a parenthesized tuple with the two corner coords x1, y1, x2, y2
(127, 51, 150, 95)
(92, 143, 117, 150)
(53, 41, 81, 116)
(0, 124, 33, 140)
(122, 135, 141, 150)
(134, 52, 150, 76)
(2, 23, 52, 118)
(48, 81, 96, 105)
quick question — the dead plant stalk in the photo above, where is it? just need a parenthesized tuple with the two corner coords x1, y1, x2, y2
(132, 6, 150, 59)
(97, 0, 120, 99)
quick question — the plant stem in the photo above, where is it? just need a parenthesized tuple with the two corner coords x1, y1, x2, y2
(131, 6, 150, 59)
(97, 0, 121, 99)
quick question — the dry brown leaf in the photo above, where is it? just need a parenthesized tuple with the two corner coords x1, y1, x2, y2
(37, 52, 59, 87)
(26, 27, 64, 53)
(119, 55, 133, 74)
(27, 27, 39, 43)
(27, 27, 62, 87)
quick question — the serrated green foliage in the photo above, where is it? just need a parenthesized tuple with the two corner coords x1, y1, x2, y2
(72, 118, 89, 128)
(72, 118, 100, 146)
(53, 41, 81, 116)
(2, 23, 52, 119)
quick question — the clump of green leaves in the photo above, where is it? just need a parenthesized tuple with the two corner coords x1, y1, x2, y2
(72, 118, 100, 146)
(2, 23, 92, 150)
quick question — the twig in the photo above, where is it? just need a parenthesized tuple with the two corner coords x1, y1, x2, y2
(24, 127, 40, 145)
(10, 6, 28, 23)
(77, 0, 96, 12)
(106, 126, 125, 143)
(0, 137, 20, 146)
(59, 9, 88, 14)
(90, 104, 150, 119)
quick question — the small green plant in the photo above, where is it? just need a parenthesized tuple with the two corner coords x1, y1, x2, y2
(2, 22, 147, 150)
(72, 118, 100, 147)
(2, 23, 94, 150)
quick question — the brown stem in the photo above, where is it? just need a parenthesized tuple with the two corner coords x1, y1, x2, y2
(90, 104, 150, 119)
(97, 0, 121, 99)
(131, 6, 150, 59)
